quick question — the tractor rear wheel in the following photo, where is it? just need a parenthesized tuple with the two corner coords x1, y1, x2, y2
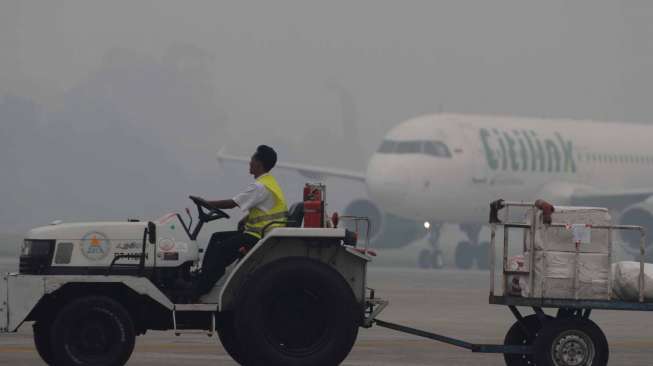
(216, 311, 246, 365)
(235, 257, 360, 366)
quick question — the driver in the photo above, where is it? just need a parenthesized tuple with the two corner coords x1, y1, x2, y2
(190, 145, 288, 297)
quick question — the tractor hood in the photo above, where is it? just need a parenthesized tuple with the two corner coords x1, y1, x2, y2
(26, 222, 148, 241)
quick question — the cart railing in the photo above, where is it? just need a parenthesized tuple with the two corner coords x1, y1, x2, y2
(488, 200, 647, 303)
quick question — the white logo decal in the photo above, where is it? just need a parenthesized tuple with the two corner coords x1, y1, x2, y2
(80, 231, 111, 260)
(158, 238, 175, 252)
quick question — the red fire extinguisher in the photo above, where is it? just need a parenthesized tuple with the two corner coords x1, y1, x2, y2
(303, 183, 326, 228)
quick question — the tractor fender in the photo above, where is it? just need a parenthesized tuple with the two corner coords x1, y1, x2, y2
(218, 228, 371, 312)
(1, 274, 173, 332)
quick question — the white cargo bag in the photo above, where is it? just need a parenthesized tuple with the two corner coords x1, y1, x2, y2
(526, 206, 611, 254)
(520, 251, 610, 300)
(612, 261, 653, 301)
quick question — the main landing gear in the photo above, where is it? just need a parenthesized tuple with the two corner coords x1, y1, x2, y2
(455, 224, 490, 270)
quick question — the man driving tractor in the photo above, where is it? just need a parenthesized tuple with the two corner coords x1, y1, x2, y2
(189, 145, 288, 297)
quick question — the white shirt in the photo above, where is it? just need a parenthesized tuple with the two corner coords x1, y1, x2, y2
(232, 174, 275, 212)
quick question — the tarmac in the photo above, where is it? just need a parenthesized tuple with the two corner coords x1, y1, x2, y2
(1, 260, 653, 365)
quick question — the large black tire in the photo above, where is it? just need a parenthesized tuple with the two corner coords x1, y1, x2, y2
(418, 249, 432, 269)
(455, 241, 474, 269)
(33, 320, 54, 365)
(476, 241, 490, 270)
(534, 318, 609, 366)
(503, 314, 552, 366)
(50, 296, 135, 366)
(234, 257, 360, 366)
(216, 311, 246, 365)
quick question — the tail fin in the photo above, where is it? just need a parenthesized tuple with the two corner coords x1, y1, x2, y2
(325, 81, 363, 166)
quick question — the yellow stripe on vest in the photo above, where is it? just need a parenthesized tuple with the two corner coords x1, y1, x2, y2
(243, 174, 288, 239)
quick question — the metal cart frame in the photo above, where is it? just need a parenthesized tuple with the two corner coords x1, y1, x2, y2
(371, 199, 651, 365)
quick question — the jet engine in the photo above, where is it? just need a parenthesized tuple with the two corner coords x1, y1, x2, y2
(619, 202, 653, 256)
(342, 199, 423, 249)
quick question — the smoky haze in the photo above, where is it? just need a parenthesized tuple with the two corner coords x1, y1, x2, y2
(1, 0, 652, 233)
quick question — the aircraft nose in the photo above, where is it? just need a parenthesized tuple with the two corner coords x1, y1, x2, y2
(365, 154, 409, 211)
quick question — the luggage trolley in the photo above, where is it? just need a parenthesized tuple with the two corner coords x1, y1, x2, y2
(373, 199, 651, 366)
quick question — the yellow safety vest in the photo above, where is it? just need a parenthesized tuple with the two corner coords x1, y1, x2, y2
(243, 174, 288, 239)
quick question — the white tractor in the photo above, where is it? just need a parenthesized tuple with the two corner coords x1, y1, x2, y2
(0, 192, 387, 366)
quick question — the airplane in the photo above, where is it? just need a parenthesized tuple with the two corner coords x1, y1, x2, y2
(218, 113, 653, 269)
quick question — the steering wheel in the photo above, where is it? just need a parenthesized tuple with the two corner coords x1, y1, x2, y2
(189, 196, 231, 222)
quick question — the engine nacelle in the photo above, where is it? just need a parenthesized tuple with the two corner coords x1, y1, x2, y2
(619, 201, 653, 256)
(342, 199, 423, 249)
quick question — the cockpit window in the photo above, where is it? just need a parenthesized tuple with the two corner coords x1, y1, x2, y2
(377, 140, 396, 153)
(395, 141, 422, 154)
(377, 139, 452, 158)
(423, 141, 451, 157)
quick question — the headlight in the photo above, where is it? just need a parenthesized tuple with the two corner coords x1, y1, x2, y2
(21, 240, 55, 257)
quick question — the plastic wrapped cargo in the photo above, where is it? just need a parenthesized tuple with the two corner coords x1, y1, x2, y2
(612, 261, 653, 301)
(526, 206, 611, 254)
(515, 251, 610, 300)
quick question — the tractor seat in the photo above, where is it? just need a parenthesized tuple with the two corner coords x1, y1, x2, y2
(285, 202, 304, 228)
(239, 202, 304, 257)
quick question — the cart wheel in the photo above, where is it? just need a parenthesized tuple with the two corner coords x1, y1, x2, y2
(418, 249, 432, 269)
(534, 318, 608, 366)
(455, 241, 474, 269)
(476, 241, 490, 270)
(503, 314, 552, 366)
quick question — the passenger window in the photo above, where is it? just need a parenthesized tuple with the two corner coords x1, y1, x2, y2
(377, 140, 396, 153)
(424, 141, 452, 158)
(395, 141, 422, 154)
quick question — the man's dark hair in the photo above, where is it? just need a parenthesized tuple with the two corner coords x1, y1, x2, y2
(253, 145, 277, 171)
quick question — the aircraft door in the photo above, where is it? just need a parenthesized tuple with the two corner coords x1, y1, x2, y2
(460, 123, 497, 219)
(461, 124, 491, 186)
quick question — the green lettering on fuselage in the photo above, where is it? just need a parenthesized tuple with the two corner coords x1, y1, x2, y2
(480, 128, 499, 170)
(479, 128, 576, 174)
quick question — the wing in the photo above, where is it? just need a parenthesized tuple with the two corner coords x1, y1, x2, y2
(570, 188, 653, 211)
(217, 149, 367, 182)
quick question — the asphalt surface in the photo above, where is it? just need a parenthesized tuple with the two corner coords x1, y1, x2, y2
(1, 260, 653, 365)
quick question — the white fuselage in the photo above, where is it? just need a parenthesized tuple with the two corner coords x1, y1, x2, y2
(366, 114, 653, 224)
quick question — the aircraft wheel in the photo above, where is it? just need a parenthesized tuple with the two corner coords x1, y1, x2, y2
(476, 241, 490, 270)
(455, 241, 474, 269)
(418, 249, 432, 269)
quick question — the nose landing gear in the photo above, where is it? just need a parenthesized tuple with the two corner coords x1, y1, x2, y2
(456, 224, 490, 270)
(418, 223, 444, 269)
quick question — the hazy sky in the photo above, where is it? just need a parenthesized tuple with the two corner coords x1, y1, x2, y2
(1, 0, 652, 232)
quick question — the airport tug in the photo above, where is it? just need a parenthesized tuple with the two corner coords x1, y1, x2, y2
(0, 183, 388, 366)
